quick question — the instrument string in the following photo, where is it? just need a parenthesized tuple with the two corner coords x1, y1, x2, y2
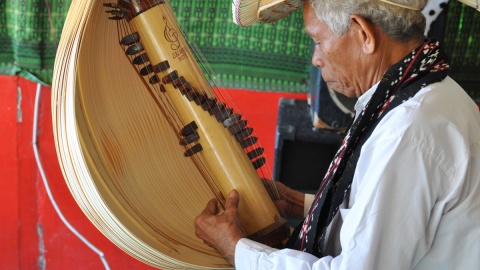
(118, 21, 184, 139)
(181, 31, 284, 211)
(174, 3, 283, 205)
(181, 26, 266, 163)
(121, 0, 281, 211)
(117, 11, 220, 200)
(131, 1, 227, 249)
(157, 3, 228, 207)
(115, 11, 219, 247)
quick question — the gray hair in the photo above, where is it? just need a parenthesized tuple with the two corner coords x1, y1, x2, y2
(310, 0, 428, 42)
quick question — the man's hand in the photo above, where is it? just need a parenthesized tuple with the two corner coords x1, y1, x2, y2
(262, 179, 306, 219)
(194, 190, 245, 266)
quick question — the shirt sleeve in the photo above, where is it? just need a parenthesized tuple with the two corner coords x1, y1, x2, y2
(235, 238, 339, 270)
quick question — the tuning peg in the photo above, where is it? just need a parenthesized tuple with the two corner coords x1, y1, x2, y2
(184, 144, 203, 157)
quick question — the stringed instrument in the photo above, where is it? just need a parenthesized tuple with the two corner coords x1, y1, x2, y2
(52, 0, 290, 268)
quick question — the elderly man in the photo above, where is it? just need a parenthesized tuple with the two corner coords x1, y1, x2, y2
(195, 0, 480, 269)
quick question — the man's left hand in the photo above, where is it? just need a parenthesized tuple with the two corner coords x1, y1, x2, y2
(194, 189, 245, 266)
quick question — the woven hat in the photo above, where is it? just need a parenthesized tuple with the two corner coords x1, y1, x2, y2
(458, 0, 480, 11)
(233, 0, 302, 27)
(232, 0, 479, 27)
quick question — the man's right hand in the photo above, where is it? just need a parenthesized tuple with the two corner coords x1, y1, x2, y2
(262, 179, 306, 219)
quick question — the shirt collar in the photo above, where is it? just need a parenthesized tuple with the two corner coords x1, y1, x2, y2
(354, 82, 380, 121)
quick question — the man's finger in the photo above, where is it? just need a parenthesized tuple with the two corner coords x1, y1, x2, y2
(202, 198, 219, 215)
(225, 189, 240, 210)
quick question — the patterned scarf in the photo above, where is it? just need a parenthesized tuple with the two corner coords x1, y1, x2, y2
(289, 39, 450, 256)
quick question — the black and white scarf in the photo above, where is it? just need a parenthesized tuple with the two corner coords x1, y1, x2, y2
(289, 39, 450, 256)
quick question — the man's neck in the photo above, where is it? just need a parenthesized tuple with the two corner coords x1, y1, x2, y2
(360, 32, 423, 96)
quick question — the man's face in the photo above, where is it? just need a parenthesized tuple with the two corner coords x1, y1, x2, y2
(303, 3, 361, 98)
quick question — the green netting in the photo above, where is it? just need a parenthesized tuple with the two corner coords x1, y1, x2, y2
(1, 1, 478, 94)
(174, 1, 311, 92)
(0, 0, 312, 92)
(0, 0, 70, 85)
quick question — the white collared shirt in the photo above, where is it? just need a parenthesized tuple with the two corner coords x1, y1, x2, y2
(303, 82, 380, 215)
(235, 77, 480, 270)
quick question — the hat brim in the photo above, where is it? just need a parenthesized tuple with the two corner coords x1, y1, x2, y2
(233, 0, 303, 27)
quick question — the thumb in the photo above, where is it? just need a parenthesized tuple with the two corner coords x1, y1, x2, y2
(225, 189, 240, 210)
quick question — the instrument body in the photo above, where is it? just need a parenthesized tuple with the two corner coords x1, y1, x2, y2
(52, 0, 289, 268)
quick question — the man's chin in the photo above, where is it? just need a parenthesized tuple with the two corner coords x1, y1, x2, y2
(325, 82, 342, 93)
(326, 83, 356, 98)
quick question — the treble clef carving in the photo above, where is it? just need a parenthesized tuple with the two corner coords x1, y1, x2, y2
(163, 15, 180, 51)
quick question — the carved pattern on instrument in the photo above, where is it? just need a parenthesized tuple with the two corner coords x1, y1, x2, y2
(162, 16, 181, 51)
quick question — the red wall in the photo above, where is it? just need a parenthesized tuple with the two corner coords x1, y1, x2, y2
(0, 75, 306, 269)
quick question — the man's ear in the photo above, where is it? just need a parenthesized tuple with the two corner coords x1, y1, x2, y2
(350, 14, 376, 54)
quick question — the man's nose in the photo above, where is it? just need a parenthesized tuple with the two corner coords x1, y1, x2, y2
(311, 52, 324, 68)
